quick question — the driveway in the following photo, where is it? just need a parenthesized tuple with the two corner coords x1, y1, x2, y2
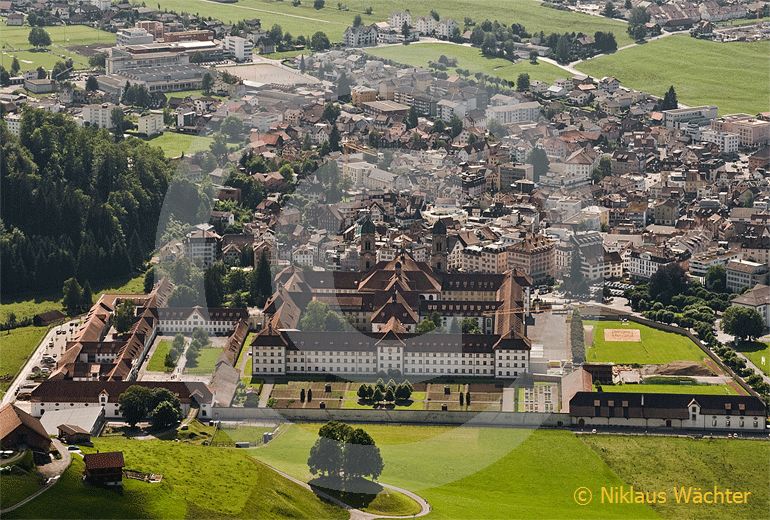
(1, 440, 72, 515)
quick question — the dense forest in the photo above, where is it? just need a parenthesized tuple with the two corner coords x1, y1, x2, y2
(1, 109, 173, 296)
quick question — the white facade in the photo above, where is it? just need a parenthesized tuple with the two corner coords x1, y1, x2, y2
(82, 103, 117, 129)
(116, 27, 154, 46)
(485, 102, 541, 125)
(224, 35, 254, 62)
(701, 129, 740, 154)
(4, 113, 22, 136)
(137, 110, 164, 136)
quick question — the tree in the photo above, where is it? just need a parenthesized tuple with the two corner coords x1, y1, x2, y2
(118, 385, 153, 427)
(299, 54, 306, 72)
(627, 7, 650, 41)
(150, 400, 182, 429)
(516, 72, 530, 92)
(384, 387, 395, 403)
(251, 250, 273, 306)
(62, 277, 83, 316)
(527, 147, 549, 182)
(201, 72, 214, 94)
(448, 114, 463, 138)
(300, 388, 306, 402)
(0, 66, 9, 87)
(402, 21, 411, 39)
(310, 31, 330, 50)
(86, 75, 99, 92)
(28, 27, 52, 48)
(602, 1, 617, 18)
(144, 267, 156, 293)
(204, 263, 226, 307)
(406, 106, 418, 129)
(36, 66, 47, 79)
(113, 300, 136, 333)
(343, 427, 383, 480)
(563, 245, 589, 296)
(660, 86, 678, 110)
(465, 391, 471, 406)
(461, 317, 481, 334)
(394, 383, 411, 401)
(52, 61, 70, 81)
(591, 156, 612, 183)
(555, 35, 571, 64)
(705, 265, 727, 292)
(529, 50, 538, 64)
(353, 14, 362, 27)
(308, 422, 383, 481)
(648, 263, 687, 303)
(221, 115, 244, 140)
(722, 305, 765, 341)
(314, 0, 325, 8)
(10, 57, 20, 76)
(430, 9, 440, 21)
(210, 132, 229, 164)
(111, 107, 127, 141)
(416, 318, 437, 333)
(81, 281, 93, 311)
(372, 387, 384, 403)
(357, 384, 369, 401)
(307, 388, 313, 402)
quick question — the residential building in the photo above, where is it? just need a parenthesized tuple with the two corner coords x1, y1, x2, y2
(627, 246, 677, 280)
(711, 114, 770, 147)
(663, 106, 718, 130)
(184, 227, 221, 267)
(343, 25, 378, 47)
(137, 110, 164, 136)
(507, 235, 556, 283)
(82, 103, 117, 129)
(116, 27, 154, 46)
(733, 284, 770, 327)
(224, 35, 254, 62)
(485, 102, 541, 125)
(725, 259, 768, 293)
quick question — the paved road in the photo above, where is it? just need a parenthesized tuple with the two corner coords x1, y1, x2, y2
(258, 383, 275, 408)
(501, 387, 515, 412)
(1, 440, 72, 515)
(2, 320, 80, 406)
(260, 461, 431, 520)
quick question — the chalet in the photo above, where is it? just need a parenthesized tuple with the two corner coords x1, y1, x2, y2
(84, 451, 124, 486)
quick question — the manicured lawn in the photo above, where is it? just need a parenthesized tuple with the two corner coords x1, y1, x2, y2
(585, 320, 706, 365)
(340, 390, 427, 409)
(598, 383, 740, 395)
(212, 425, 276, 445)
(0, 23, 115, 71)
(576, 35, 770, 115)
(184, 346, 223, 375)
(310, 476, 422, 516)
(581, 434, 770, 520)
(146, 340, 173, 372)
(735, 342, 770, 376)
(8, 438, 346, 519)
(143, 132, 214, 158)
(252, 424, 655, 519)
(366, 42, 567, 84)
(0, 471, 43, 509)
(153, 0, 632, 45)
(0, 326, 48, 397)
(1, 272, 145, 323)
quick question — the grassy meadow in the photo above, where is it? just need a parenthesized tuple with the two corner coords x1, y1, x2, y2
(366, 42, 567, 83)
(576, 35, 770, 115)
(0, 326, 48, 397)
(143, 132, 215, 158)
(735, 342, 770, 376)
(598, 383, 740, 395)
(0, 22, 115, 71)
(146, 340, 173, 372)
(586, 320, 706, 365)
(150, 0, 632, 44)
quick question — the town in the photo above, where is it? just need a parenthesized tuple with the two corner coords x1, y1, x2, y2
(0, 0, 769, 519)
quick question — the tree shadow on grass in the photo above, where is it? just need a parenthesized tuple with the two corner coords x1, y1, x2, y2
(735, 340, 768, 354)
(309, 476, 383, 509)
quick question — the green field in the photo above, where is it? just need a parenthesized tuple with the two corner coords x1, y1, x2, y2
(598, 383, 740, 395)
(366, 42, 567, 83)
(576, 36, 770, 115)
(0, 326, 48, 397)
(150, 0, 632, 45)
(212, 425, 276, 445)
(147, 340, 173, 372)
(735, 342, 770, 376)
(0, 272, 145, 324)
(252, 423, 770, 518)
(0, 471, 43, 509)
(0, 22, 115, 71)
(6, 438, 346, 519)
(586, 320, 706, 365)
(143, 132, 214, 158)
(184, 346, 223, 375)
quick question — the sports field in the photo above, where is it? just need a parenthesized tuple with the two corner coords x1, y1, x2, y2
(366, 42, 567, 84)
(144, 132, 214, 158)
(251, 423, 769, 519)
(151, 0, 632, 45)
(585, 320, 706, 365)
(576, 35, 770, 115)
(0, 22, 114, 71)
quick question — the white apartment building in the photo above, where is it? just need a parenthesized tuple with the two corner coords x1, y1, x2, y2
(183, 227, 220, 267)
(689, 249, 742, 277)
(711, 114, 770, 147)
(116, 27, 154, 46)
(725, 259, 768, 293)
(626, 247, 677, 279)
(663, 106, 718, 130)
(224, 35, 254, 62)
(81, 103, 117, 129)
(460, 244, 508, 273)
(700, 129, 740, 154)
(4, 113, 22, 136)
(389, 11, 412, 30)
(485, 102, 541, 125)
(137, 110, 164, 136)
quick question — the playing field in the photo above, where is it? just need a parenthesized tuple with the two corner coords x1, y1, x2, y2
(252, 423, 770, 519)
(144, 132, 214, 158)
(576, 35, 770, 115)
(0, 22, 114, 71)
(151, 0, 632, 45)
(734, 342, 770, 376)
(585, 320, 706, 365)
(366, 42, 567, 84)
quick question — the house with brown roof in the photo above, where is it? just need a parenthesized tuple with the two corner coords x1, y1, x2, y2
(0, 403, 51, 452)
(84, 451, 124, 485)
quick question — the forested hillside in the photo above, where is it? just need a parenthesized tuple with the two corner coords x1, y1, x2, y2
(1, 110, 173, 296)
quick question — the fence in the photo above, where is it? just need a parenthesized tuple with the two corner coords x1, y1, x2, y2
(210, 406, 569, 427)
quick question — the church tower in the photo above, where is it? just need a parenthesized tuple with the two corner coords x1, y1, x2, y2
(430, 219, 447, 272)
(359, 215, 377, 272)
